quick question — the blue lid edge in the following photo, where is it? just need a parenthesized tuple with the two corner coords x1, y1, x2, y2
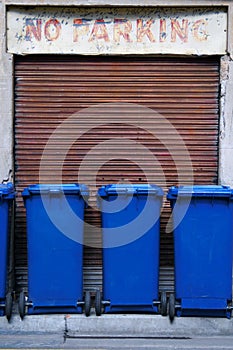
(0, 182, 15, 199)
(22, 184, 89, 197)
(167, 185, 233, 200)
(98, 184, 164, 197)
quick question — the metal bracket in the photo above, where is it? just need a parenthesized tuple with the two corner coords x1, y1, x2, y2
(226, 305, 233, 311)
(25, 301, 33, 307)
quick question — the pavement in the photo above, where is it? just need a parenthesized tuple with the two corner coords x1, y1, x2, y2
(1, 309, 233, 349)
(1, 334, 233, 349)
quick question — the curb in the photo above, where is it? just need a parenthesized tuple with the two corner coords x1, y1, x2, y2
(1, 312, 233, 337)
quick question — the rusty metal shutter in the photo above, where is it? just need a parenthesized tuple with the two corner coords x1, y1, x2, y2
(14, 55, 219, 293)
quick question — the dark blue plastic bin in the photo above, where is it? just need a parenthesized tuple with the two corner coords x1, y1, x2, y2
(0, 183, 15, 317)
(167, 185, 233, 319)
(21, 184, 89, 316)
(97, 184, 163, 314)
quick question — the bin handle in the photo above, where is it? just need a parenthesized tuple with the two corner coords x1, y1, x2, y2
(23, 187, 63, 196)
(48, 188, 63, 194)
(111, 188, 129, 194)
(136, 188, 160, 195)
(102, 188, 162, 196)
(103, 188, 129, 195)
(35, 188, 63, 195)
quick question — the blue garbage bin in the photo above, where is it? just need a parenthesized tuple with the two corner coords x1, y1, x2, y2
(0, 183, 15, 320)
(95, 184, 164, 315)
(20, 184, 90, 318)
(167, 185, 233, 320)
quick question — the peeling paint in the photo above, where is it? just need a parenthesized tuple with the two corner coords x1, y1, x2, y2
(7, 6, 227, 55)
(218, 57, 233, 187)
(219, 56, 228, 141)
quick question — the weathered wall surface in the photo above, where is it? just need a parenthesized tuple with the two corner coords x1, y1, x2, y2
(3, 0, 233, 5)
(0, 1, 13, 183)
(7, 7, 227, 55)
(0, 0, 233, 186)
(219, 56, 233, 187)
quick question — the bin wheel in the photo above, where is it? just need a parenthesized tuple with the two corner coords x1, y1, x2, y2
(18, 291, 25, 320)
(84, 291, 91, 317)
(160, 291, 167, 316)
(5, 292, 13, 321)
(95, 289, 102, 316)
(168, 293, 175, 323)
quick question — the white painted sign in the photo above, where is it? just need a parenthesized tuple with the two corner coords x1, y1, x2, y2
(7, 7, 227, 55)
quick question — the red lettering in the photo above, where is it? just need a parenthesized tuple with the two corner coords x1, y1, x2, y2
(192, 19, 208, 41)
(137, 19, 155, 42)
(160, 19, 167, 42)
(25, 19, 42, 41)
(89, 19, 110, 42)
(171, 19, 188, 43)
(44, 19, 61, 41)
(114, 19, 132, 43)
(73, 19, 90, 42)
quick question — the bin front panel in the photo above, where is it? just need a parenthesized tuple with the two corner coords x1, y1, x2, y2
(0, 201, 10, 300)
(0, 183, 15, 315)
(103, 226, 160, 312)
(172, 196, 233, 304)
(23, 187, 86, 312)
(99, 185, 163, 312)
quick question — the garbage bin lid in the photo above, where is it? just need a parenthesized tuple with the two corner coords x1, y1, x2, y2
(98, 184, 164, 197)
(0, 182, 15, 199)
(167, 185, 233, 200)
(22, 184, 89, 197)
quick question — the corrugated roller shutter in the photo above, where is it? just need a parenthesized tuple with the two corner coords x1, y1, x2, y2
(14, 55, 219, 293)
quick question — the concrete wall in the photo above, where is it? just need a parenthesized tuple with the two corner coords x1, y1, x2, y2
(2, 0, 233, 6)
(219, 56, 233, 187)
(218, 2, 233, 187)
(0, 1, 13, 183)
(0, 0, 233, 186)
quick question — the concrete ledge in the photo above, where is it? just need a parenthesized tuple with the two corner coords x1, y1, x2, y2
(66, 314, 233, 337)
(0, 314, 65, 334)
(1, 311, 233, 337)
